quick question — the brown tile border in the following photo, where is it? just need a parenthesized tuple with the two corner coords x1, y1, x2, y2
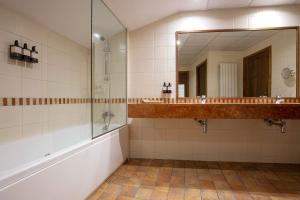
(0, 97, 299, 107)
(0, 97, 127, 106)
(127, 97, 300, 104)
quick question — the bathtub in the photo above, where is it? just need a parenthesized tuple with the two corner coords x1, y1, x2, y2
(0, 124, 92, 188)
(0, 124, 128, 200)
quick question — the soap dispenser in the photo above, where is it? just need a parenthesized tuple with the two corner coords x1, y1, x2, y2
(31, 46, 38, 63)
(22, 43, 31, 62)
(10, 40, 23, 61)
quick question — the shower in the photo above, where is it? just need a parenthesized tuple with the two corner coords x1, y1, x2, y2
(92, 0, 127, 138)
(99, 36, 114, 131)
(101, 36, 110, 82)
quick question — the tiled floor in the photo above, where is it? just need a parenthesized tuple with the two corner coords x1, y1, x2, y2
(88, 159, 300, 200)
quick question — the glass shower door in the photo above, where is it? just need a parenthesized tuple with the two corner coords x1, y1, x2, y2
(92, 0, 127, 138)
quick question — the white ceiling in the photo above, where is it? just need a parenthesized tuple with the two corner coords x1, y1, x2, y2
(178, 30, 284, 66)
(0, 0, 91, 48)
(103, 0, 300, 30)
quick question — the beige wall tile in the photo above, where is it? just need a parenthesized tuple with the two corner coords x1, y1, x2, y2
(128, 5, 300, 163)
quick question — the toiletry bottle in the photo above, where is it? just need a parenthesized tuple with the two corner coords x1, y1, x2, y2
(31, 46, 38, 63)
(10, 40, 23, 61)
(22, 43, 31, 62)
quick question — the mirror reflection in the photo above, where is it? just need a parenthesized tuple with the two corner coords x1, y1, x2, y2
(177, 28, 298, 98)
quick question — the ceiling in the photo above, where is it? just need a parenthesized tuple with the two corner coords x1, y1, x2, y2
(178, 30, 284, 66)
(103, 0, 300, 30)
(0, 0, 91, 47)
(0, 0, 299, 48)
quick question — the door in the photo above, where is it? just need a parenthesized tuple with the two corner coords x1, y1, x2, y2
(196, 60, 207, 96)
(243, 46, 271, 97)
(178, 71, 189, 97)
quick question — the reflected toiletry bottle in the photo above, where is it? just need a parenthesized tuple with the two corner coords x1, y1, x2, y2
(22, 43, 31, 62)
(31, 46, 38, 63)
(10, 40, 23, 61)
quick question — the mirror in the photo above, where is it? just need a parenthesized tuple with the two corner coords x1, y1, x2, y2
(176, 27, 299, 98)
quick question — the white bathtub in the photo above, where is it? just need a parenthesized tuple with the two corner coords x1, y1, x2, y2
(0, 124, 92, 189)
(0, 124, 128, 200)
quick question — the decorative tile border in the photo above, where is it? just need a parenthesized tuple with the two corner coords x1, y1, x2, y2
(0, 97, 126, 106)
(127, 97, 300, 104)
(0, 97, 299, 107)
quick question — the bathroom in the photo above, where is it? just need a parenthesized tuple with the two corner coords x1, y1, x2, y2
(0, 0, 300, 199)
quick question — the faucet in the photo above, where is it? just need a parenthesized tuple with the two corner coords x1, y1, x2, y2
(195, 119, 208, 133)
(264, 119, 287, 134)
(275, 95, 284, 104)
(102, 111, 114, 130)
(199, 95, 207, 104)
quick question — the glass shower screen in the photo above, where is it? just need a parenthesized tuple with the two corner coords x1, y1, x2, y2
(92, 0, 127, 138)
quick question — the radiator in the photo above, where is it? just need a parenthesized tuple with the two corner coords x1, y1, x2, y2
(219, 63, 238, 97)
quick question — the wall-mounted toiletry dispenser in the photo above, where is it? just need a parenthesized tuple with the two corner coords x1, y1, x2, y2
(9, 41, 39, 63)
(22, 43, 31, 62)
(10, 40, 23, 61)
(31, 46, 38, 63)
(162, 82, 172, 94)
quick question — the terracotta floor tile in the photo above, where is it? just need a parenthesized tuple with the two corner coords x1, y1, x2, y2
(173, 168, 185, 177)
(98, 192, 119, 200)
(171, 176, 185, 187)
(184, 188, 202, 200)
(88, 159, 300, 200)
(151, 189, 169, 200)
(105, 184, 123, 196)
(135, 187, 153, 200)
(217, 190, 237, 200)
(233, 191, 253, 200)
(119, 185, 139, 197)
(167, 187, 185, 200)
(117, 196, 135, 200)
(199, 180, 216, 190)
(200, 189, 219, 200)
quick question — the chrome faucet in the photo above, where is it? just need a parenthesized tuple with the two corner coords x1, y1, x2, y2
(275, 95, 284, 104)
(199, 95, 207, 104)
(264, 119, 287, 134)
(195, 119, 208, 133)
(102, 111, 114, 130)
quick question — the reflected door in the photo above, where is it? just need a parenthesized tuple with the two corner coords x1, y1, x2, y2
(243, 46, 271, 97)
(196, 60, 207, 96)
(179, 71, 189, 97)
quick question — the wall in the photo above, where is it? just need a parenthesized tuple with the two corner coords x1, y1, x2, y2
(128, 5, 300, 163)
(244, 29, 297, 97)
(0, 126, 128, 200)
(207, 51, 243, 97)
(188, 51, 243, 97)
(0, 5, 91, 144)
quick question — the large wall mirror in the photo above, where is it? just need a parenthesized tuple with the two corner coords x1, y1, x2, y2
(176, 27, 299, 98)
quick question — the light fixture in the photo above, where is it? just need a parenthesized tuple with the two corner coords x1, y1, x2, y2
(281, 67, 295, 80)
(93, 33, 100, 39)
(176, 40, 181, 45)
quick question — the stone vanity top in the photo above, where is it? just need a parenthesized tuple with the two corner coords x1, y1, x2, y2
(128, 98, 300, 119)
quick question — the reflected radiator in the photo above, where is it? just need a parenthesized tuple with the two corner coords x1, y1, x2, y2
(219, 63, 238, 97)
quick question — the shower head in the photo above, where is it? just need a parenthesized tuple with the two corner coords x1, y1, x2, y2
(93, 33, 106, 42)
